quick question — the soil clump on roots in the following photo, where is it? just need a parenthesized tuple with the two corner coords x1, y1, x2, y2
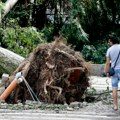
(7, 36, 90, 104)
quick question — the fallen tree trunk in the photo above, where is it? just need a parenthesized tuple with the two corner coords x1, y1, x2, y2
(6, 36, 90, 104)
(0, 47, 24, 76)
(0, 47, 104, 77)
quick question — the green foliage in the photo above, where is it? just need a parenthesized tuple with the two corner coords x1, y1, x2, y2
(41, 25, 54, 42)
(0, 1, 5, 20)
(1, 0, 120, 64)
(59, 0, 89, 50)
(85, 87, 97, 96)
(1, 26, 44, 57)
(82, 40, 108, 63)
(61, 23, 88, 49)
(70, 0, 85, 17)
(82, 45, 97, 62)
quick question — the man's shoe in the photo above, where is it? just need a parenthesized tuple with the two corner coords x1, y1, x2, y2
(113, 107, 118, 111)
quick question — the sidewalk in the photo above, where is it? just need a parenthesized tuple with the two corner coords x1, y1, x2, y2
(89, 76, 120, 91)
(0, 108, 120, 120)
(0, 76, 120, 120)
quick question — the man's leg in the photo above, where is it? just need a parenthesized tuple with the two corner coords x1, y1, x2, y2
(112, 88, 118, 110)
(111, 74, 119, 110)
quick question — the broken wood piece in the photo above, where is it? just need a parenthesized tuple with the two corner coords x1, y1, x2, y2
(65, 67, 85, 72)
(46, 62, 54, 69)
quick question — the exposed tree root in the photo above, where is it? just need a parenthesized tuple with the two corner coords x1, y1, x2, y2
(6, 36, 90, 104)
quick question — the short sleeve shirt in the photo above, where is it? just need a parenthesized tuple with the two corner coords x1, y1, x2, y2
(106, 44, 120, 69)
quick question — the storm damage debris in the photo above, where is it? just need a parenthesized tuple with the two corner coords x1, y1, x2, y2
(2, 36, 90, 104)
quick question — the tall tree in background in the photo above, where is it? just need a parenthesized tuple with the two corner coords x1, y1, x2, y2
(1, 0, 120, 63)
(80, 0, 120, 43)
(1, 0, 120, 40)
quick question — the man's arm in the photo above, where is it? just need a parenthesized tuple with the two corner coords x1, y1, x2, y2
(104, 56, 111, 75)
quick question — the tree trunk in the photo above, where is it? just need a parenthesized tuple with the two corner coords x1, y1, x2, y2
(4, 0, 18, 15)
(0, 47, 24, 76)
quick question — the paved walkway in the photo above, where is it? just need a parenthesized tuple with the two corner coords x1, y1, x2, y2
(0, 76, 120, 120)
(0, 109, 120, 120)
(89, 76, 120, 90)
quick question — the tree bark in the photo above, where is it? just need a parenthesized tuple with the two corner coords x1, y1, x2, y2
(4, 0, 18, 15)
(0, 47, 24, 76)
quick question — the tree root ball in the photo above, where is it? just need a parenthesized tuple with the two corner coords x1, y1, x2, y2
(7, 36, 91, 104)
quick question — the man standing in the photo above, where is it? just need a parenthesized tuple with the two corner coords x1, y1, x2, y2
(104, 35, 120, 111)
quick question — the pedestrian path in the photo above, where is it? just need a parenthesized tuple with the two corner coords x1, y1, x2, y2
(89, 76, 120, 91)
(0, 109, 120, 120)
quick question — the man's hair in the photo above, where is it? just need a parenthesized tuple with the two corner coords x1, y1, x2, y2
(109, 35, 119, 44)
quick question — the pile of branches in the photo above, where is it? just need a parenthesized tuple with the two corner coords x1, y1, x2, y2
(8, 36, 90, 104)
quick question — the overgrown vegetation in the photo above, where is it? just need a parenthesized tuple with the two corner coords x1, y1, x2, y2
(0, 19, 44, 57)
(0, 0, 120, 63)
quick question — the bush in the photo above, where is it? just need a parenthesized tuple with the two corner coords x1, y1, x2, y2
(82, 42, 108, 64)
(1, 26, 44, 57)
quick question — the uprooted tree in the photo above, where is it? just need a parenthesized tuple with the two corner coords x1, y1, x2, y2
(7, 36, 90, 104)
